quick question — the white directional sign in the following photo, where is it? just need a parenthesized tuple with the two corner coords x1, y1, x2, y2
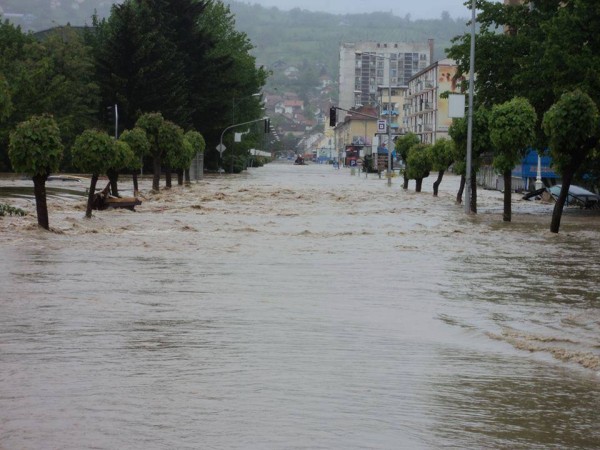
(216, 143, 226, 154)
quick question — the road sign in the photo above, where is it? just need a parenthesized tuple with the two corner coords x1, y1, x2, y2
(377, 120, 387, 132)
(216, 143, 226, 154)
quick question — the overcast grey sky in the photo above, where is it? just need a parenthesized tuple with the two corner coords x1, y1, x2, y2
(235, 0, 472, 20)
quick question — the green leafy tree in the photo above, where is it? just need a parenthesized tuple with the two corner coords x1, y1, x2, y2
(106, 139, 134, 198)
(8, 114, 63, 230)
(90, 1, 190, 131)
(447, 107, 491, 212)
(5, 26, 99, 170)
(119, 127, 151, 194)
(489, 97, 537, 222)
(395, 132, 420, 190)
(542, 90, 599, 233)
(406, 143, 432, 192)
(196, 1, 267, 171)
(159, 120, 185, 188)
(0, 21, 36, 170)
(184, 129, 205, 183)
(89, 0, 266, 174)
(136, 112, 165, 191)
(71, 129, 118, 218)
(0, 74, 12, 122)
(429, 138, 455, 197)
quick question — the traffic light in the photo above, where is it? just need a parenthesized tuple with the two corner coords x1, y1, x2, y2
(329, 107, 337, 127)
(105, 105, 114, 123)
(264, 118, 270, 134)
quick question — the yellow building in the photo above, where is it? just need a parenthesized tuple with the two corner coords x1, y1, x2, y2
(333, 105, 378, 165)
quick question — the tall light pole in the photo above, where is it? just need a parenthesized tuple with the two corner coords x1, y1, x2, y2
(386, 68, 393, 186)
(231, 93, 261, 173)
(465, 0, 476, 213)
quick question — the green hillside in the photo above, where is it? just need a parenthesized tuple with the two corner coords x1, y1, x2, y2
(228, 3, 470, 79)
(2, 1, 469, 81)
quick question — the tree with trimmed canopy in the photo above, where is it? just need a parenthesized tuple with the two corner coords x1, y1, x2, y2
(159, 120, 185, 189)
(489, 97, 537, 222)
(184, 130, 205, 183)
(8, 114, 63, 230)
(119, 127, 150, 194)
(395, 132, 420, 190)
(448, 107, 491, 212)
(429, 138, 455, 197)
(71, 129, 119, 218)
(135, 112, 165, 191)
(406, 143, 432, 193)
(106, 139, 135, 198)
(542, 90, 599, 233)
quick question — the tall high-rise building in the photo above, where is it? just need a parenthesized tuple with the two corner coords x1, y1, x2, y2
(338, 41, 434, 114)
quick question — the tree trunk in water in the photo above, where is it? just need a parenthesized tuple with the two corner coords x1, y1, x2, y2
(132, 172, 139, 196)
(152, 156, 161, 191)
(415, 178, 423, 192)
(32, 174, 49, 230)
(184, 168, 190, 185)
(433, 170, 445, 197)
(403, 174, 409, 190)
(456, 174, 465, 204)
(470, 173, 477, 214)
(165, 165, 172, 189)
(177, 169, 184, 186)
(503, 169, 512, 222)
(107, 169, 119, 197)
(550, 170, 574, 233)
(86, 174, 98, 218)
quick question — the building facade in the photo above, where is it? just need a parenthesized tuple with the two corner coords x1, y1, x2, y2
(338, 41, 434, 115)
(403, 58, 462, 144)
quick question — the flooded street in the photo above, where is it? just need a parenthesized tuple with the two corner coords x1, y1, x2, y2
(1, 162, 599, 449)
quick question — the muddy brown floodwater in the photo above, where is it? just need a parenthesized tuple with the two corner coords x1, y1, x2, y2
(1, 163, 599, 449)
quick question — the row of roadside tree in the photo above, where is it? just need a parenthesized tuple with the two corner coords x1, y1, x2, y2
(0, 0, 268, 229)
(397, 0, 600, 234)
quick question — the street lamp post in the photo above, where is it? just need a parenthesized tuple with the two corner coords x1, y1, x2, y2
(386, 72, 393, 186)
(465, 0, 476, 213)
(231, 92, 261, 173)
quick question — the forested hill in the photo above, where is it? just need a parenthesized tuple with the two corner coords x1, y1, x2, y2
(2, 1, 469, 77)
(228, 2, 470, 77)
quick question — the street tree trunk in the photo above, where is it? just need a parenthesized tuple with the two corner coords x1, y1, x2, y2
(415, 178, 423, 192)
(132, 172, 139, 196)
(503, 169, 512, 222)
(107, 169, 119, 198)
(550, 170, 574, 233)
(403, 172, 409, 190)
(165, 165, 172, 189)
(456, 174, 465, 204)
(470, 173, 477, 214)
(32, 174, 49, 230)
(184, 168, 190, 185)
(433, 170, 445, 197)
(177, 169, 184, 186)
(152, 156, 161, 191)
(85, 174, 99, 218)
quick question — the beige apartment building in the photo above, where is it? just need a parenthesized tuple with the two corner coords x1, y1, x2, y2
(403, 58, 463, 144)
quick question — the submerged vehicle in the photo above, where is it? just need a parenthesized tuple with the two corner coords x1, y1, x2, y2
(294, 155, 305, 165)
(523, 184, 599, 209)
